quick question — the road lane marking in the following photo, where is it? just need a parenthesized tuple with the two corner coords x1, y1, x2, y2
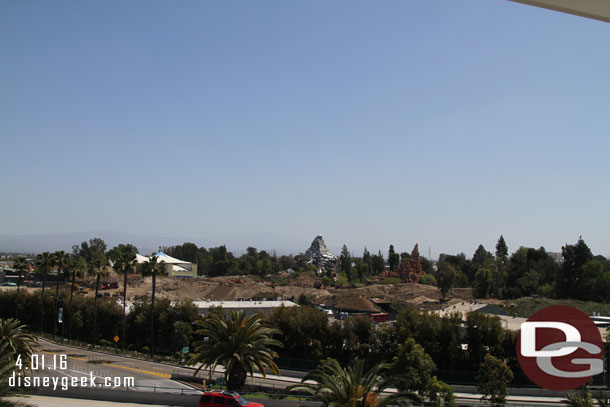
(40, 349, 170, 379)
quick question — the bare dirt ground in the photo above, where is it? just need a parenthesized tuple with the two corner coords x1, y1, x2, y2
(18, 271, 474, 309)
(113, 273, 474, 309)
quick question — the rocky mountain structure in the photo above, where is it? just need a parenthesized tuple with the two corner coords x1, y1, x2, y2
(397, 244, 425, 282)
(304, 235, 337, 270)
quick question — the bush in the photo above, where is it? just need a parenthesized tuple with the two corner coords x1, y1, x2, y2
(419, 274, 437, 286)
(99, 339, 113, 347)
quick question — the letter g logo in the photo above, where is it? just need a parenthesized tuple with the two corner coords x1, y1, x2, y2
(517, 306, 603, 391)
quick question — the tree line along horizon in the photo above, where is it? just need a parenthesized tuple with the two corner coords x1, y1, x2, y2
(4, 234, 609, 302)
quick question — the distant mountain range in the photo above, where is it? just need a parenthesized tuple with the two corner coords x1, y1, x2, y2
(0, 231, 319, 256)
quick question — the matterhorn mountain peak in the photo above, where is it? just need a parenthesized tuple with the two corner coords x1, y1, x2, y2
(304, 235, 337, 270)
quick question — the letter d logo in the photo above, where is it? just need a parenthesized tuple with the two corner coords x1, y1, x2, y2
(517, 305, 603, 391)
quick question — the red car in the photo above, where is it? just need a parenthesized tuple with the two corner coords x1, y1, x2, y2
(198, 391, 264, 407)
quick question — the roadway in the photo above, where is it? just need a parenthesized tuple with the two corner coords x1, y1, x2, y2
(27, 338, 569, 407)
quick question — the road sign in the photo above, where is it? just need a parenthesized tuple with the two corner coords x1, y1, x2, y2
(216, 378, 226, 385)
(113, 335, 119, 343)
(181, 346, 189, 354)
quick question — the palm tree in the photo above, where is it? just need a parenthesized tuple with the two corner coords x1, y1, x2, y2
(140, 256, 166, 357)
(52, 251, 69, 339)
(564, 383, 594, 407)
(12, 258, 28, 320)
(0, 318, 37, 365)
(0, 318, 37, 406)
(112, 252, 136, 350)
(65, 257, 86, 342)
(88, 257, 108, 345)
(189, 310, 283, 391)
(34, 252, 53, 334)
(12, 258, 28, 294)
(288, 358, 422, 407)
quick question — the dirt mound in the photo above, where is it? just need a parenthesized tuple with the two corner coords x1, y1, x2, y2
(81, 271, 472, 310)
(319, 295, 382, 312)
(206, 284, 237, 300)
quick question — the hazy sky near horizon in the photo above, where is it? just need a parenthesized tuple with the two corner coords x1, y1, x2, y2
(1, 1, 609, 257)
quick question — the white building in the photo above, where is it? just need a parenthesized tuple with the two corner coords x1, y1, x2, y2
(136, 251, 197, 278)
(192, 300, 298, 318)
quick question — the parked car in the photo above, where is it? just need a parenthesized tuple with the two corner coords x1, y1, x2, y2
(198, 391, 263, 407)
(0, 282, 16, 287)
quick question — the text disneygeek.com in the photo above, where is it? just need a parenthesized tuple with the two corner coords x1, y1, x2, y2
(9, 353, 135, 390)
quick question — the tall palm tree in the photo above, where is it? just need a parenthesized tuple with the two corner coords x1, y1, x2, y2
(289, 358, 422, 407)
(189, 310, 283, 391)
(112, 252, 136, 351)
(52, 251, 69, 339)
(12, 258, 28, 320)
(88, 257, 108, 345)
(65, 257, 86, 342)
(34, 252, 53, 334)
(140, 256, 166, 357)
(12, 257, 28, 294)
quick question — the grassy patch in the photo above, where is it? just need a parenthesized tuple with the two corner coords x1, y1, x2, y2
(511, 297, 610, 318)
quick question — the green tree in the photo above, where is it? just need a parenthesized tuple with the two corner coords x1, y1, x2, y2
(34, 251, 53, 334)
(140, 255, 166, 357)
(174, 321, 193, 364)
(65, 257, 86, 341)
(388, 245, 400, 271)
(473, 268, 492, 299)
(472, 245, 493, 267)
(495, 236, 508, 264)
(12, 257, 28, 320)
(107, 244, 138, 262)
(88, 257, 109, 344)
(52, 250, 69, 339)
(565, 383, 594, 407)
(0, 318, 37, 405)
(340, 245, 352, 280)
(12, 258, 28, 294)
(437, 263, 455, 300)
(476, 353, 513, 406)
(466, 313, 504, 368)
(289, 357, 421, 407)
(389, 338, 454, 405)
(268, 306, 329, 359)
(389, 338, 435, 393)
(371, 251, 385, 275)
(189, 310, 282, 391)
(560, 237, 593, 298)
(72, 238, 107, 263)
(0, 318, 37, 365)
(110, 248, 137, 350)
(419, 274, 437, 286)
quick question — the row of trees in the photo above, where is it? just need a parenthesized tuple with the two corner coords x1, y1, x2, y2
(13, 235, 607, 302)
(0, 290, 200, 359)
(0, 311, 506, 407)
(434, 236, 610, 301)
(5, 237, 189, 358)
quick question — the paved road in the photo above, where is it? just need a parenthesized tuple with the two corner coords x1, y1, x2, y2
(36, 339, 305, 391)
(30, 338, 570, 407)
(32, 340, 198, 395)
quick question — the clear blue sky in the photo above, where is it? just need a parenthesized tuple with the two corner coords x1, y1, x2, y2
(1, 1, 609, 257)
